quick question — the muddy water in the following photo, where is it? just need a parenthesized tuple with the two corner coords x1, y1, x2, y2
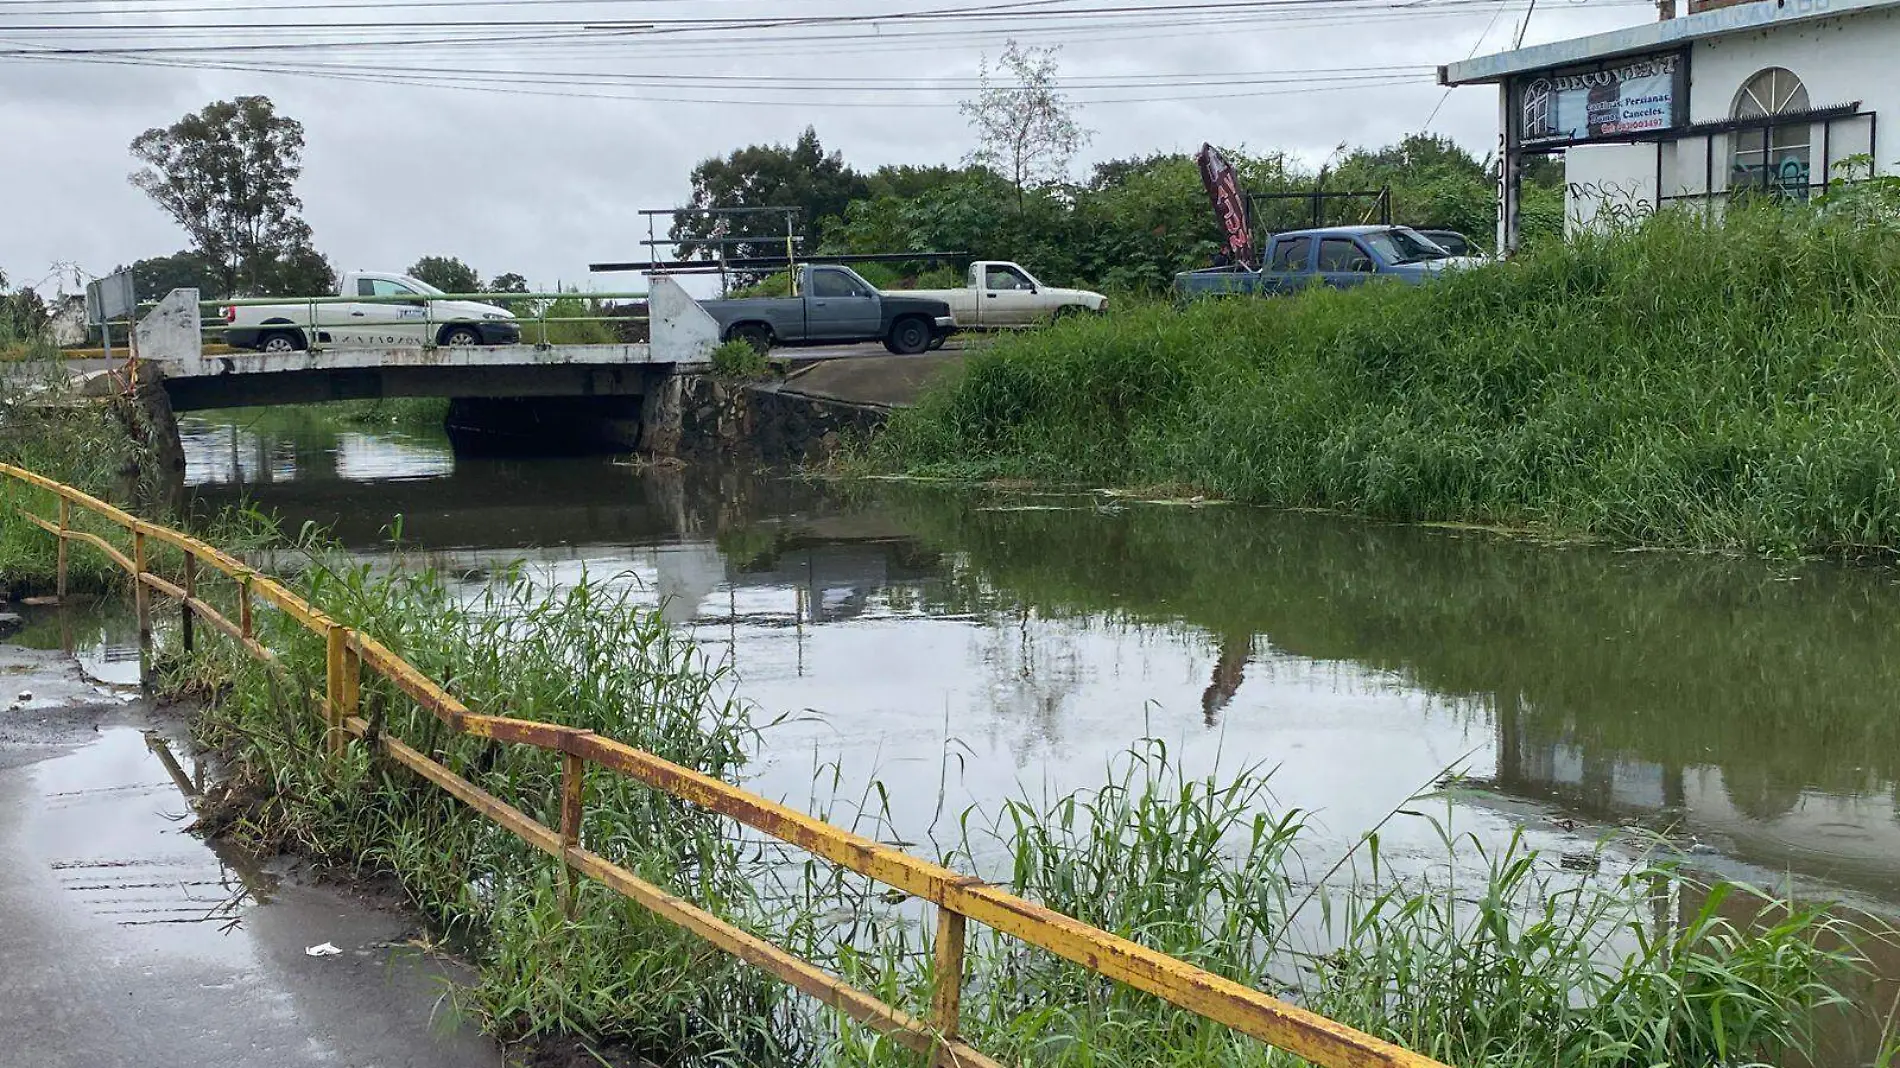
(174, 411, 1900, 1055)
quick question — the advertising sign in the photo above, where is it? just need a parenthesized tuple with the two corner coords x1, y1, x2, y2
(1514, 51, 1685, 147)
(1196, 143, 1255, 268)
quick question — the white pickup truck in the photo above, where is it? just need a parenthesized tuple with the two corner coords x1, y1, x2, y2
(221, 271, 520, 353)
(899, 261, 1107, 329)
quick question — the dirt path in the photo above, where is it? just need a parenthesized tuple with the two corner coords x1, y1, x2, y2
(0, 619, 503, 1068)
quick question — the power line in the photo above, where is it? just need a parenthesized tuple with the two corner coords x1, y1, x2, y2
(1421, 0, 1511, 130)
(7, 47, 1433, 106)
(0, 12, 1511, 60)
(0, 0, 1647, 60)
(0, 0, 1637, 36)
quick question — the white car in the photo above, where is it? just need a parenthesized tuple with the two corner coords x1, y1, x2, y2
(221, 271, 519, 353)
(900, 261, 1107, 329)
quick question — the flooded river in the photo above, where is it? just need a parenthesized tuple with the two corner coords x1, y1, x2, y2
(152, 407, 1900, 1058)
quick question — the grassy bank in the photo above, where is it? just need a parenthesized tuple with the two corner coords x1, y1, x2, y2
(164, 528, 1890, 1066)
(875, 208, 1900, 555)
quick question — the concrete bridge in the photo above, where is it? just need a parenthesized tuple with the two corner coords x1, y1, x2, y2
(133, 277, 721, 453)
(128, 277, 967, 465)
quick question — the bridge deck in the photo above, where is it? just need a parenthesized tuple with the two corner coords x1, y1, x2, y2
(159, 343, 689, 412)
(173, 342, 676, 379)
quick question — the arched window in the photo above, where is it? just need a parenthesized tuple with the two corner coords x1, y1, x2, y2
(1730, 68, 1812, 198)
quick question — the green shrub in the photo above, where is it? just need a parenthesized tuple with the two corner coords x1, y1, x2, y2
(710, 338, 769, 379)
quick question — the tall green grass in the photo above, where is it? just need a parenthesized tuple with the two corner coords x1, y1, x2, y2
(166, 526, 1891, 1066)
(876, 207, 1900, 555)
(0, 367, 157, 595)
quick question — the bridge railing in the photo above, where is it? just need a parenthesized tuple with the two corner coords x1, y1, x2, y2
(147, 290, 654, 353)
(0, 461, 1450, 1068)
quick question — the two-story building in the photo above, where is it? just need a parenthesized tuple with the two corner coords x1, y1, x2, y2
(1440, 0, 1897, 250)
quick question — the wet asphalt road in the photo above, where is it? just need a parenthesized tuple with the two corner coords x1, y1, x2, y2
(0, 630, 501, 1068)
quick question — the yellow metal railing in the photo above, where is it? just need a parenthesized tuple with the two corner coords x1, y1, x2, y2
(0, 460, 1450, 1068)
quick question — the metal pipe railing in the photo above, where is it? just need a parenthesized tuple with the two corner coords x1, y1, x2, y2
(0, 462, 1451, 1068)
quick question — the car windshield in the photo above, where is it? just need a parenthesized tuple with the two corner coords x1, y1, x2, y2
(1360, 228, 1451, 266)
(402, 276, 446, 296)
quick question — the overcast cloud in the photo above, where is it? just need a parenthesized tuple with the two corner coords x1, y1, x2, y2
(0, 0, 1643, 294)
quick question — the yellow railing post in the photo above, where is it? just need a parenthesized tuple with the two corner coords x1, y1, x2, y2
(180, 553, 196, 655)
(132, 527, 150, 685)
(342, 642, 360, 735)
(324, 624, 356, 757)
(55, 497, 69, 601)
(238, 574, 254, 641)
(559, 751, 585, 919)
(930, 906, 969, 1065)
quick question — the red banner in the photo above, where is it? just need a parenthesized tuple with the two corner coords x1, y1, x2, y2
(1196, 144, 1254, 268)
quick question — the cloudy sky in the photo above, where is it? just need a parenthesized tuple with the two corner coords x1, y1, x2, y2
(0, 0, 1648, 294)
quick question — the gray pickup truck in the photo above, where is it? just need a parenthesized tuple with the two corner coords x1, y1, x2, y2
(1173, 225, 1464, 301)
(701, 264, 958, 354)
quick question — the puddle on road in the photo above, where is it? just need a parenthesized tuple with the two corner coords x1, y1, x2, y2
(1, 688, 498, 1066)
(28, 727, 269, 948)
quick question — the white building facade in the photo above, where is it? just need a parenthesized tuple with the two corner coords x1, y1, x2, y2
(1442, 0, 1898, 247)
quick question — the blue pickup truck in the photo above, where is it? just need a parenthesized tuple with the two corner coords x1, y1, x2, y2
(1174, 225, 1467, 300)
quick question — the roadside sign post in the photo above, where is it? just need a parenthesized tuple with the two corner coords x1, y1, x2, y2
(86, 269, 136, 362)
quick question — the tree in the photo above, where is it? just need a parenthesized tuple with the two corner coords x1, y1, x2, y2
(1327, 133, 1496, 244)
(128, 96, 313, 297)
(960, 40, 1091, 212)
(408, 255, 481, 293)
(488, 272, 529, 294)
(672, 127, 867, 268)
(0, 275, 49, 343)
(864, 164, 975, 201)
(123, 251, 224, 301)
(246, 240, 337, 298)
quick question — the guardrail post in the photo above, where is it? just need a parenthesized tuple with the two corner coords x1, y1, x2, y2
(238, 574, 253, 641)
(55, 497, 70, 601)
(324, 624, 357, 757)
(559, 751, 585, 919)
(133, 528, 150, 685)
(180, 553, 196, 655)
(930, 906, 969, 1065)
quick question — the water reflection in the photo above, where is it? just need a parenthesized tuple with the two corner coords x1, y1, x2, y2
(174, 411, 1900, 914)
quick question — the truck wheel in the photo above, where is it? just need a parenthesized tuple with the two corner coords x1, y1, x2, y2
(730, 323, 772, 355)
(885, 316, 931, 355)
(259, 330, 304, 354)
(443, 326, 482, 347)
